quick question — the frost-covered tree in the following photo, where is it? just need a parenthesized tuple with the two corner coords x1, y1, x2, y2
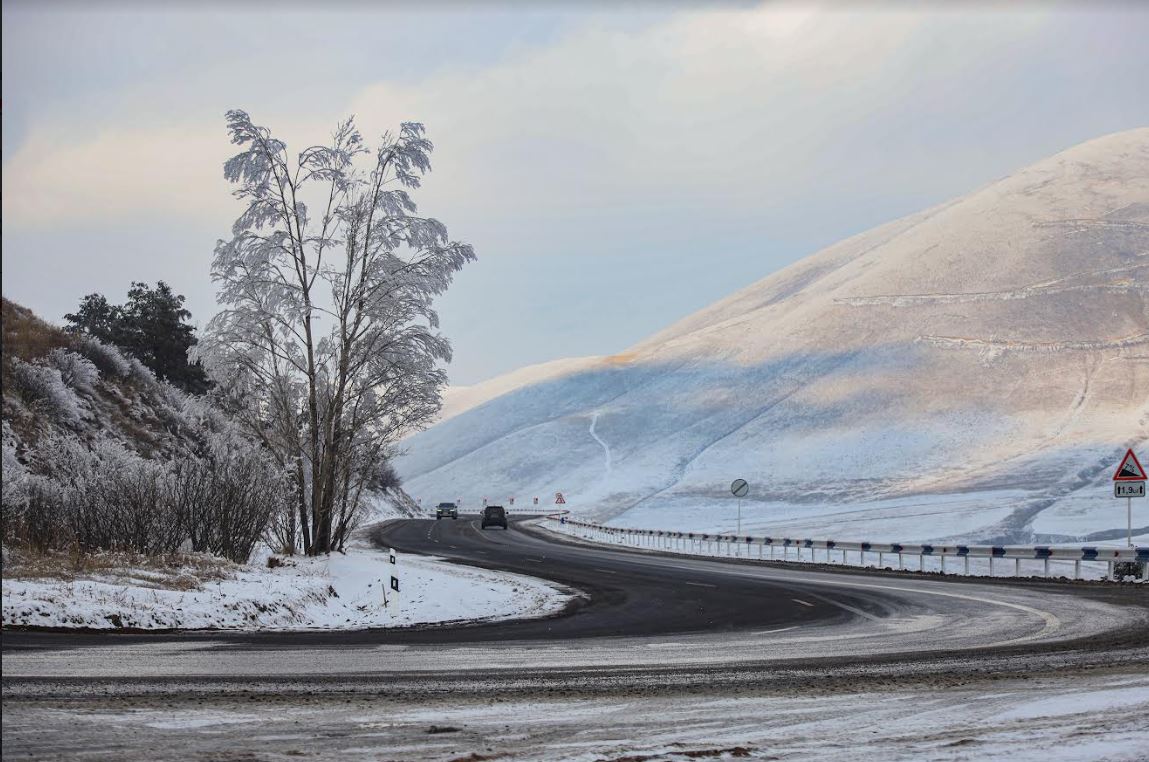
(195, 110, 474, 555)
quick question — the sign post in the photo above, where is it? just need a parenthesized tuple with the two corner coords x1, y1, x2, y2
(1113, 449, 1146, 548)
(730, 479, 749, 535)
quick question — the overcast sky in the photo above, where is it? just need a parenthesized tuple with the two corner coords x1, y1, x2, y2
(3, 2, 1148, 385)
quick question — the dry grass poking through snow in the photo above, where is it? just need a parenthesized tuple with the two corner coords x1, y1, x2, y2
(3, 547, 236, 591)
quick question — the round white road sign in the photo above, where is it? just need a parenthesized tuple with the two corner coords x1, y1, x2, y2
(731, 479, 749, 498)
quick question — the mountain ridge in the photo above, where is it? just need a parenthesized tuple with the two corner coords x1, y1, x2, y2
(399, 129, 1149, 543)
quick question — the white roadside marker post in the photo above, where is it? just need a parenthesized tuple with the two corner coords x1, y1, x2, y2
(389, 547, 399, 608)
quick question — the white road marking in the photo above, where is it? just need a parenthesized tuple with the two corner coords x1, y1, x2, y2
(686, 581, 717, 588)
(713, 566, 1063, 645)
(792, 598, 815, 607)
(752, 626, 798, 636)
(592, 568, 617, 575)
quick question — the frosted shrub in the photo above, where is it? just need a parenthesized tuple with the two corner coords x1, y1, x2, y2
(12, 429, 287, 562)
(1, 424, 29, 548)
(128, 357, 158, 387)
(172, 432, 287, 563)
(20, 475, 69, 553)
(9, 359, 83, 425)
(47, 348, 100, 395)
(28, 436, 183, 555)
(75, 335, 132, 379)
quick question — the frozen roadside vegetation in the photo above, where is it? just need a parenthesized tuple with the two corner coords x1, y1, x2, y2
(2, 539, 573, 631)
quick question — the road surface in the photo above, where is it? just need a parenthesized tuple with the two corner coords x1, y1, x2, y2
(4, 516, 1148, 760)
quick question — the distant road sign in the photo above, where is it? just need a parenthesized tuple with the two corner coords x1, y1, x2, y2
(555, 492, 566, 505)
(1113, 449, 1146, 481)
(1116, 482, 1146, 498)
(731, 479, 749, 498)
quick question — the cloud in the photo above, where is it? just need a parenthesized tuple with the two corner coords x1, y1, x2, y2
(4, 124, 237, 228)
(2, 3, 1143, 247)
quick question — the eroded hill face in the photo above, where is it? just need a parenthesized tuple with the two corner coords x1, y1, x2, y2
(398, 130, 1149, 544)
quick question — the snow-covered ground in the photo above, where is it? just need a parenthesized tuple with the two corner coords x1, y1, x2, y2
(2, 538, 573, 630)
(6, 672, 1146, 761)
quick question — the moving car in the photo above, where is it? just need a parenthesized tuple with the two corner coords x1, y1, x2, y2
(481, 504, 508, 530)
(435, 502, 459, 520)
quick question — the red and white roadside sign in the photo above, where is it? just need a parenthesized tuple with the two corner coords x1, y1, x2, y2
(1112, 448, 1145, 548)
(555, 492, 566, 505)
(1113, 449, 1146, 481)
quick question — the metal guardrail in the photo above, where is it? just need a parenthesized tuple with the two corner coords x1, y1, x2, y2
(552, 518, 1149, 582)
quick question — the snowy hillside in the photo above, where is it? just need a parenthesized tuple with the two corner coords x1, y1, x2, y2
(398, 129, 1149, 545)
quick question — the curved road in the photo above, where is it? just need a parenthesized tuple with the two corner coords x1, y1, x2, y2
(5, 516, 1149, 761)
(5, 515, 1147, 672)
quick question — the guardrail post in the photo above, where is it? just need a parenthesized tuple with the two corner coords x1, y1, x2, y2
(1108, 560, 1115, 581)
(897, 552, 903, 570)
(878, 551, 884, 568)
(989, 556, 995, 576)
(1074, 559, 1081, 580)
(940, 555, 946, 575)
(918, 554, 924, 572)
(964, 556, 969, 575)
(1043, 558, 1050, 578)
(1014, 558, 1020, 578)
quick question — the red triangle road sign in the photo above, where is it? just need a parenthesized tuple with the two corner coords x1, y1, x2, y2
(1113, 448, 1147, 481)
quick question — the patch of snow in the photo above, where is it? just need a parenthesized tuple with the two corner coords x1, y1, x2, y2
(2, 538, 572, 631)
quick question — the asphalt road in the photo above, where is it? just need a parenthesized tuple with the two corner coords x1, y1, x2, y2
(5, 515, 1149, 761)
(5, 515, 1147, 663)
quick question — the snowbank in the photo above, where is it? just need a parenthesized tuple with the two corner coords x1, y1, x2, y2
(2, 541, 572, 631)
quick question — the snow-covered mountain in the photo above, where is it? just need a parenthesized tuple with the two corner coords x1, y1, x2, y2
(398, 130, 1149, 544)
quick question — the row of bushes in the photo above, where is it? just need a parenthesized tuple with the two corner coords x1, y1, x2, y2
(2, 430, 285, 564)
(2, 314, 291, 565)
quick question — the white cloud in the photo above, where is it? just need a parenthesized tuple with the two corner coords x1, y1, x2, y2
(0, 3, 1121, 242)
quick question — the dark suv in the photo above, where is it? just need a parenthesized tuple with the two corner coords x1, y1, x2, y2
(481, 505, 508, 530)
(435, 502, 458, 520)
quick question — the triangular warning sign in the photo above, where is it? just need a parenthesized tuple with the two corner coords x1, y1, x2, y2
(1113, 449, 1147, 481)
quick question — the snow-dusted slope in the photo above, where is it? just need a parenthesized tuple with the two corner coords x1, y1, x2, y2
(399, 129, 1149, 544)
(436, 355, 604, 426)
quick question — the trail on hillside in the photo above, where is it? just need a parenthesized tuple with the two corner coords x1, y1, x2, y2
(589, 411, 613, 478)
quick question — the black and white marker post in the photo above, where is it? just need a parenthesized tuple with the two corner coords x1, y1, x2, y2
(383, 547, 399, 609)
(731, 479, 749, 535)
